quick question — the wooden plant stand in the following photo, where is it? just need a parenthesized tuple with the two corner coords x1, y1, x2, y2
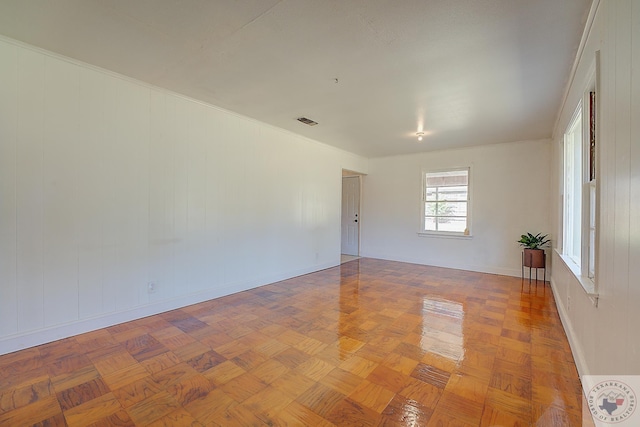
(522, 249, 546, 283)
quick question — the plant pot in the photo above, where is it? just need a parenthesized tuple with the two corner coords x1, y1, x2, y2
(523, 248, 545, 268)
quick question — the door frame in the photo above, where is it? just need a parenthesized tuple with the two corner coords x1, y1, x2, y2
(341, 170, 364, 256)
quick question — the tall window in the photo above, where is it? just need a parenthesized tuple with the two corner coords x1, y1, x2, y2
(563, 87, 597, 284)
(588, 91, 597, 280)
(422, 168, 470, 234)
(564, 104, 582, 268)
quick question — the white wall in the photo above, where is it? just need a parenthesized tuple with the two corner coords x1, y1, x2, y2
(360, 140, 551, 277)
(0, 37, 368, 355)
(550, 0, 640, 376)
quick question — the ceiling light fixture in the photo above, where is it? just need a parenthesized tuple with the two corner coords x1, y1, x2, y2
(416, 132, 424, 142)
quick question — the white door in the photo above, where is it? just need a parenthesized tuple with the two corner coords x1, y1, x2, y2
(341, 176, 360, 255)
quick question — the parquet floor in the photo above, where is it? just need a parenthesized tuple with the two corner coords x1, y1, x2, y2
(0, 258, 592, 426)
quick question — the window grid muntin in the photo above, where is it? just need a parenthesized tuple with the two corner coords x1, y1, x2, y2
(423, 168, 469, 233)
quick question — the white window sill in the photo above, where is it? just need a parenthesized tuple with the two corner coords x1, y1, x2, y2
(417, 232, 473, 239)
(555, 248, 599, 305)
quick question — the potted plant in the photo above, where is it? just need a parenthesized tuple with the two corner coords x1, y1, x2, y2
(517, 232, 550, 268)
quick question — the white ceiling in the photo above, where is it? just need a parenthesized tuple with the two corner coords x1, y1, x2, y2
(0, 0, 591, 158)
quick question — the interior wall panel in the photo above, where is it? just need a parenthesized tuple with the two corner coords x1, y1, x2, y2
(99, 74, 122, 315)
(171, 96, 190, 299)
(42, 56, 80, 327)
(611, 0, 631, 357)
(77, 68, 107, 319)
(148, 90, 174, 303)
(596, 1, 614, 374)
(186, 102, 209, 294)
(0, 37, 369, 354)
(16, 48, 46, 333)
(115, 80, 149, 311)
(550, 0, 640, 375)
(221, 116, 247, 286)
(628, 0, 640, 373)
(203, 103, 224, 291)
(0, 41, 18, 337)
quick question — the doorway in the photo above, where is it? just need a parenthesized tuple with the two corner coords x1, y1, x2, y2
(341, 175, 360, 257)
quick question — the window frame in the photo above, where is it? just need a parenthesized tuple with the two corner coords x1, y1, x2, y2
(419, 167, 472, 238)
(563, 102, 583, 269)
(560, 63, 598, 296)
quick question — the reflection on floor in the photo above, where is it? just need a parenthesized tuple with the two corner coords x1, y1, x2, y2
(341, 254, 360, 264)
(0, 258, 593, 426)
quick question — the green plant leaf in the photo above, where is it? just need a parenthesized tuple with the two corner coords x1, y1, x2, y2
(517, 232, 550, 249)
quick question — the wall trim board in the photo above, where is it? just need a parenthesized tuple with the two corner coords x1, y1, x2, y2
(0, 261, 338, 356)
(552, 0, 602, 139)
(549, 277, 590, 378)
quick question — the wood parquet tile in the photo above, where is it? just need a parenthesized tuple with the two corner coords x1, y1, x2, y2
(0, 258, 589, 426)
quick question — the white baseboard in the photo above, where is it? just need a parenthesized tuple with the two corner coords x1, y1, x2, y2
(549, 277, 590, 377)
(0, 261, 337, 356)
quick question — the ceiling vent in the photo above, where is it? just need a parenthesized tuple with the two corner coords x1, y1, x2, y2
(296, 117, 318, 126)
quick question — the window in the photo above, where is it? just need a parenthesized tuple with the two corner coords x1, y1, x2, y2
(588, 180, 596, 279)
(563, 103, 582, 268)
(562, 85, 597, 287)
(422, 168, 470, 235)
(588, 90, 597, 280)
